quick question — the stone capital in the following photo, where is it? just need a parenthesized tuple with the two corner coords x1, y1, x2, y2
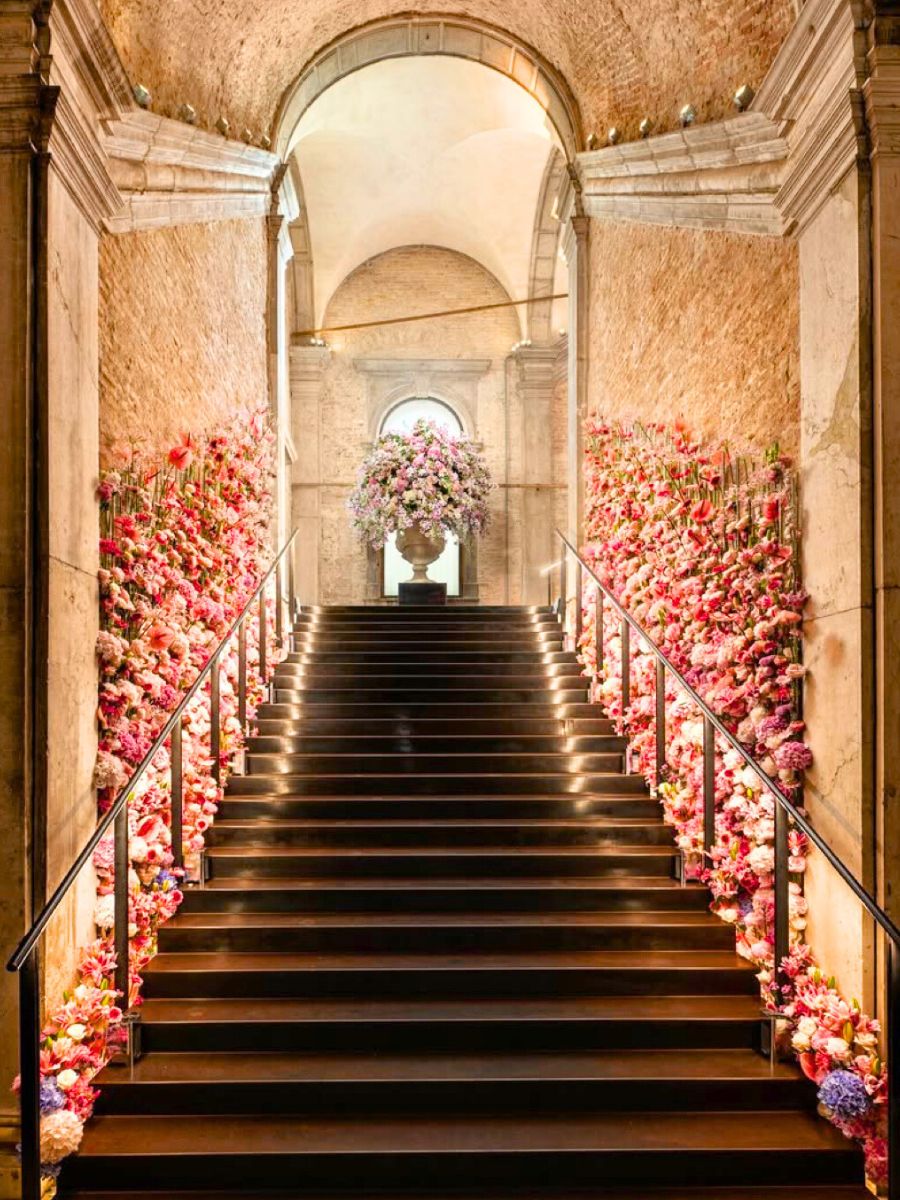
(864, 43, 900, 159)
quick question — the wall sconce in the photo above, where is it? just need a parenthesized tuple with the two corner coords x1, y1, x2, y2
(639, 117, 653, 139)
(733, 84, 755, 111)
(215, 116, 230, 136)
(178, 104, 197, 125)
(679, 104, 696, 128)
(607, 127, 621, 145)
(133, 84, 152, 109)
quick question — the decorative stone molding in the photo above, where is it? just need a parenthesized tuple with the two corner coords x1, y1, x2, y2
(864, 44, 900, 160)
(275, 14, 583, 162)
(102, 110, 281, 232)
(527, 149, 567, 344)
(575, 112, 788, 236)
(754, 0, 870, 236)
(354, 358, 491, 443)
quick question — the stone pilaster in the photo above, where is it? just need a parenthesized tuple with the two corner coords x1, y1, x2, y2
(756, 0, 875, 1004)
(289, 342, 330, 605)
(865, 37, 900, 933)
(563, 214, 589, 549)
(510, 345, 559, 603)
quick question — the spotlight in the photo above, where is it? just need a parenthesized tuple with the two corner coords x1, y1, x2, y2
(586, 132, 598, 150)
(639, 117, 653, 139)
(133, 84, 152, 109)
(607, 127, 621, 145)
(215, 116, 230, 136)
(178, 103, 197, 125)
(679, 104, 696, 128)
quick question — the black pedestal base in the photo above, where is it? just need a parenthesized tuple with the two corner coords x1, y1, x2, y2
(399, 581, 447, 606)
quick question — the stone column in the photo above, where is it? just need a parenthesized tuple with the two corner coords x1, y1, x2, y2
(563, 214, 589, 548)
(512, 345, 558, 603)
(865, 39, 900, 932)
(290, 341, 330, 605)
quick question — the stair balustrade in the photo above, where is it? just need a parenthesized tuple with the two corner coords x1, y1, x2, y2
(6, 530, 299, 1200)
(555, 528, 900, 1199)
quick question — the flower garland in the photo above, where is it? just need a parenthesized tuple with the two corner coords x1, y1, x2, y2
(23, 415, 279, 1191)
(348, 418, 491, 547)
(579, 420, 887, 1184)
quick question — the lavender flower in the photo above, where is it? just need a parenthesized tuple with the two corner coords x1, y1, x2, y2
(757, 714, 789, 741)
(818, 1070, 872, 1119)
(39, 1077, 65, 1115)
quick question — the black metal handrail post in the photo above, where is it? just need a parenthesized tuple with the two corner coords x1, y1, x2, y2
(6, 529, 298, 1200)
(556, 528, 900, 1198)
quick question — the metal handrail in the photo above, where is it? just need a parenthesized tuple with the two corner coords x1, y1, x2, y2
(7, 527, 299, 1200)
(556, 531, 900, 947)
(555, 528, 898, 1197)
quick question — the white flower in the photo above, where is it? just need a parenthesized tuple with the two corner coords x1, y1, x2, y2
(65, 1023, 87, 1042)
(825, 1036, 852, 1061)
(94, 895, 115, 929)
(56, 1069, 78, 1091)
(791, 1016, 818, 1052)
(40, 1109, 83, 1164)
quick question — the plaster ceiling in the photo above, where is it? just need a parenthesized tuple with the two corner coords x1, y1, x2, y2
(99, 0, 796, 147)
(291, 57, 561, 326)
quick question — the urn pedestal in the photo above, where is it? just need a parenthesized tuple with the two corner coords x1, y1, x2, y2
(396, 524, 447, 606)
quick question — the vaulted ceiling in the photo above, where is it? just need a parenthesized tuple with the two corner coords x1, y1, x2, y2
(98, 0, 796, 145)
(292, 56, 560, 324)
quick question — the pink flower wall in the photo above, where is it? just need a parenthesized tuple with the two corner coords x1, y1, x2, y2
(26, 414, 278, 1187)
(580, 421, 886, 1184)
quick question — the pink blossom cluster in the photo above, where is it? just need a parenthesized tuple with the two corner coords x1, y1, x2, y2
(25, 415, 279, 1188)
(578, 420, 886, 1184)
(348, 419, 491, 547)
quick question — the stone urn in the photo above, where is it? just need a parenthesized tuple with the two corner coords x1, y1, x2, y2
(396, 523, 446, 583)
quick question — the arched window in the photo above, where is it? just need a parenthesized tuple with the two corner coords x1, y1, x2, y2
(380, 397, 463, 597)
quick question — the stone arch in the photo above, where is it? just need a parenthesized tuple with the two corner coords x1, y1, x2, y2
(274, 14, 584, 163)
(526, 147, 569, 344)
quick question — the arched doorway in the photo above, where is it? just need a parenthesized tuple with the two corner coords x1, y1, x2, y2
(380, 397, 463, 597)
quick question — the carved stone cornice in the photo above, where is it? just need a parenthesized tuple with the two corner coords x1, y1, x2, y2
(0, 2, 48, 151)
(575, 113, 787, 236)
(864, 44, 900, 159)
(754, 0, 870, 236)
(102, 109, 281, 232)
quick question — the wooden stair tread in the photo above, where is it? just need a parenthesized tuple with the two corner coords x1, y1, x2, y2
(74, 1110, 857, 1156)
(138, 994, 765, 1024)
(166, 912, 724, 929)
(97, 1049, 802, 1085)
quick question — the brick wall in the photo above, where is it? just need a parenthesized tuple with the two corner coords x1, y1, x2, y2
(98, 218, 267, 461)
(587, 223, 800, 452)
(101, 0, 795, 147)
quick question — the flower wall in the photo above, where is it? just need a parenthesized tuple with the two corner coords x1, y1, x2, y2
(579, 421, 886, 1184)
(28, 415, 278, 1186)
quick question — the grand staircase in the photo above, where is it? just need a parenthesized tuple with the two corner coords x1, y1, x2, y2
(64, 605, 869, 1199)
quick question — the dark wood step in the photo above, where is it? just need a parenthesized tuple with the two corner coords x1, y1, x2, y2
(245, 752, 622, 776)
(141, 950, 758, 999)
(60, 1188, 877, 1200)
(93, 1049, 812, 1116)
(178, 876, 711, 915)
(257, 702, 604, 721)
(204, 817, 670, 849)
(224, 774, 648, 797)
(277, 662, 585, 678)
(215, 795, 663, 821)
(137, 993, 765, 1054)
(157, 911, 734, 954)
(62, 1111, 864, 1191)
(253, 713, 614, 734)
(246, 734, 625, 754)
(205, 845, 677, 879)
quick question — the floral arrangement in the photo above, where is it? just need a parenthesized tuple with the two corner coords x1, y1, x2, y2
(23, 414, 279, 1191)
(579, 420, 886, 1184)
(348, 418, 491, 547)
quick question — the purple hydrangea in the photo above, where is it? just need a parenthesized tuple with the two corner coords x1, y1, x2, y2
(39, 1076, 65, 1115)
(818, 1070, 872, 1119)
